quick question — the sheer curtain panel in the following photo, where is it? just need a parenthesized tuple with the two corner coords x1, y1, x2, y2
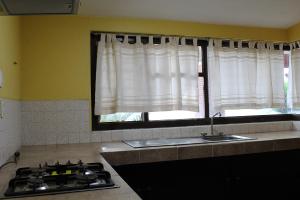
(289, 43, 300, 108)
(208, 39, 285, 115)
(94, 34, 199, 115)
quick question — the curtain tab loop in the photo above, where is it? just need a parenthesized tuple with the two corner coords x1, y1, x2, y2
(180, 37, 186, 45)
(161, 36, 166, 44)
(267, 42, 274, 50)
(229, 40, 234, 48)
(208, 39, 214, 47)
(124, 35, 129, 44)
(237, 41, 242, 48)
(279, 43, 283, 51)
(257, 42, 266, 49)
(111, 34, 117, 42)
(100, 33, 106, 43)
(215, 40, 222, 48)
(149, 36, 153, 45)
(136, 35, 142, 44)
(193, 38, 197, 46)
(170, 37, 178, 45)
(168, 37, 173, 45)
(107, 34, 112, 43)
(248, 41, 255, 48)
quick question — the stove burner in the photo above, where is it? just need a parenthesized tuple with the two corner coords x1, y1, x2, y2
(26, 178, 49, 191)
(90, 179, 106, 186)
(35, 184, 49, 191)
(28, 178, 43, 187)
(4, 161, 115, 197)
(84, 169, 94, 175)
(76, 173, 98, 184)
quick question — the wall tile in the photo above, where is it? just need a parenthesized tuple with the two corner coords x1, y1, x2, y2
(46, 132, 57, 145)
(293, 121, 300, 130)
(0, 99, 21, 166)
(179, 127, 192, 137)
(139, 129, 153, 140)
(20, 100, 294, 146)
(152, 128, 163, 139)
(100, 131, 112, 142)
(79, 132, 91, 143)
(90, 133, 101, 143)
(56, 133, 68, 144)
(111, 130, 125, 141)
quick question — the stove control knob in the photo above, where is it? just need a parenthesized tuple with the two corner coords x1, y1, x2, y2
(55, 161, 60, 166)
(67, 160, 71, 165)
(39, 164, 42, 169)
(44, 162, 48, 167)
(78, 160, 83, 165)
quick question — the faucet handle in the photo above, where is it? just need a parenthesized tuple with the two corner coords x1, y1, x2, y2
(200, 132, 207, 137)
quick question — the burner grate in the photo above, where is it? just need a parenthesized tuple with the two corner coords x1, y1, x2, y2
(3, 161, 116, 198)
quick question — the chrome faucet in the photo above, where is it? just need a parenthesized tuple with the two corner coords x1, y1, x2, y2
(211, 112, 222, 136)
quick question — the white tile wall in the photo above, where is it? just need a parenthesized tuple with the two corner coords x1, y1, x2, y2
(21, 100, 295, 146)
(0, 99, 21, 166)
(21, 100, 90, 145)
(292, 121, 300, 130)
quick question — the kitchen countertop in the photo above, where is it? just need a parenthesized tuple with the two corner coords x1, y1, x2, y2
(0, 143, 142, 200)
(1, 130, 300, 199)
(100, 131, 300, 165)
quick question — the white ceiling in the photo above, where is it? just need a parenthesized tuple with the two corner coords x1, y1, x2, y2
(78, 0, 300, 28)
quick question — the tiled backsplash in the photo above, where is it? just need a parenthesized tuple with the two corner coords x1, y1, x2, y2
(21, 100, 294, 146)
(21, 100, 90, 145)
(0, 99, 21, 166)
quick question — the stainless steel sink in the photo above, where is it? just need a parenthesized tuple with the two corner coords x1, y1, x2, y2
(123, 137, 206, 148)
(200, 134, 254, 142)
(123, 135, 255, 148)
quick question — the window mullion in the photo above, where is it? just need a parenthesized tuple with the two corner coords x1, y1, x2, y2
(143, 112, 149, 122)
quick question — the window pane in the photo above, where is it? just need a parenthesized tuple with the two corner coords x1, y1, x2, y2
(198, 77, 205, 118)
(284, 51, 290, 97)
(149, 110, 202, 121)
(149, 50, 205, 121)
(198, 46, 203, 73)
(100, 112, 142, 122)
(224, 51, 290, 117)
(284, 51, 290, 111)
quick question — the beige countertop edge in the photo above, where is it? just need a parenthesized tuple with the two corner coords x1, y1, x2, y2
(0, 145, 142, 200)
(1, 130, 300, 200)
(99, 131, 300, 166)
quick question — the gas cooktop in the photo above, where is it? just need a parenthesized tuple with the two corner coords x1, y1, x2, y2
(2, 161, 117, 199)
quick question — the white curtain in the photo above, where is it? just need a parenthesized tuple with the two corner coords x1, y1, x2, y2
(95, 34, 199, 115)
(289, 43, 300, 108)
(208, 39, 285, 115)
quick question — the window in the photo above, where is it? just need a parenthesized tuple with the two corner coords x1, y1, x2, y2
(100, 46, 205, 123)
(223, 51, 290, 117)
(91, 33, 292, 131)
(99, 112, 143, 122)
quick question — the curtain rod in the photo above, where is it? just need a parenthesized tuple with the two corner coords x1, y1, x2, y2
(91, 31, 291, 47)
(90, 31, 208, 41)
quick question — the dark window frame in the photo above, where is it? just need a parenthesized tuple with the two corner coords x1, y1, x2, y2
(91, 32, 294, 131)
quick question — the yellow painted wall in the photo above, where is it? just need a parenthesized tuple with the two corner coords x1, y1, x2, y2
(21, 16, 288, 100)
(0, 17, 21, 100)
(288, 22, 300, 42)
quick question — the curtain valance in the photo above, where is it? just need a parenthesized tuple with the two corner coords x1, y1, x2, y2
(94, 34, 200, 115)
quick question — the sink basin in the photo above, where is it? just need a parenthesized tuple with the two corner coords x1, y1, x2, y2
(123, 135, 255, 148)
(200, 135, 254, 142)
(124, 137, 206, 148)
